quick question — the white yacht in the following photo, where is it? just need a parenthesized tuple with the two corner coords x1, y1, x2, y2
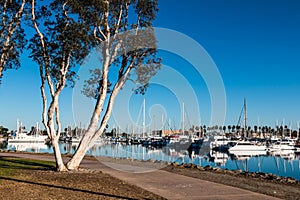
(8, 121, 47, 143)
(210, 135, 231, 150)
(269, 139, 296, 151)
(229, 140, 266, 152)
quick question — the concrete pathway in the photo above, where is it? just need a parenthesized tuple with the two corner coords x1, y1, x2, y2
(0, 153, 279, 200)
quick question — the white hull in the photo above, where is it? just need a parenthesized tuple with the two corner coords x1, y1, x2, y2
(229, 141, 266, 152)
(7, 133, 48, 143)
(269, 144, 295, 151)
(9, 121, 47, 143)
(8, 135, 47, 143)
(229, 150, 267, 157)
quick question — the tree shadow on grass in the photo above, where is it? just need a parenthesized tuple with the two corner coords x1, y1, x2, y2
(0, 176, 139, 200)
(0, 157, 55, 170)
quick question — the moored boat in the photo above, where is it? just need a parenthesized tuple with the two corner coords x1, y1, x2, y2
(210, 135, 231, 151)
(8, 121, 47, 143)
(229, 140, 266, 152)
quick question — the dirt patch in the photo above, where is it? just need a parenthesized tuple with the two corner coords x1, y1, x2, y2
(0, 169, 166, 200)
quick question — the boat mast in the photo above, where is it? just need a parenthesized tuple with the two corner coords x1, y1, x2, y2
(289, 120, 292, 138)
(143, 98, 146, 138)
(297, 121, 299, 139)
(36, 122, 39, 136)
(16, 119, 19, 134)
(132, 123, 134, 137)
(258, 116, 262, 138)
(283, 118, 285, 137)
(161, 113, 164, 130)
(182, 102, 185, 135)
(244, 98, 247, 138)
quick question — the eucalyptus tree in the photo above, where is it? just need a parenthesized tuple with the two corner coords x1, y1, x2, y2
(29, 0, 95, 171)
(0, 0, 27, 82)
(29, 0, 160, 171)
(66, 0, 160, 170)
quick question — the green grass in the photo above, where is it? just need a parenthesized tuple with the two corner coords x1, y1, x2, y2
(0, 157, 56, 177)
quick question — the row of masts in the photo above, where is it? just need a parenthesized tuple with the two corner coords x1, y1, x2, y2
(121, 97, 300, 138)
(239, 98, 300, 138)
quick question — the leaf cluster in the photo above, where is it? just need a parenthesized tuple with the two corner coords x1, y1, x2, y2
(28, 0, 96, 87)
(0, 0, 28, 80)
(79, 0, 161, 98)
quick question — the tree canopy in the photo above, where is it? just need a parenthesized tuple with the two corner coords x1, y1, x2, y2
(0, 0, 27, 82)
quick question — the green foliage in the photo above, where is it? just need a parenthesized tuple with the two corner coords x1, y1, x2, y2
(78, 0, 161, 98)
(0, 126, 9, 137)
(0, 0, 28, 81)
(28, 0, 95, 88)
(82, 68, 112, 99)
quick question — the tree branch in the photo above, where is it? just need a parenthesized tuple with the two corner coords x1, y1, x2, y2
(0, 0, 25, 75)
(31, 0, 55, 97)
(94, 27, 103, 42)
(97, 25, 107, 41)
(90, 59, 134, 146)
(0, 0, 8, 35)
(113, 4, 123, 36)
(38, 62, 50, 135)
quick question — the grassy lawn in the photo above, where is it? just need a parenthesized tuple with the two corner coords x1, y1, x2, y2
(0, 157, 56, 178)
(0, 156, 164, 199)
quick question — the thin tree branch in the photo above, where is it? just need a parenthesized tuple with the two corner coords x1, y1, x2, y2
(97, 25, 107, 41)
(0, 0, 8, 35)
(113, 4, 123, 36)
(109, 39, 123, 65)
(31, 0, 55, 96)
(0, 0, 25, 75)
(94, 27, 103, 42)
(6, 0, 25, 34)
(38, 62, 50, 135)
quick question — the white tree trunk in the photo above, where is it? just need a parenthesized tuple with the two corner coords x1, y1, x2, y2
(48, 96, 67, 171)
(67, 39, 112, 170)
(67, 63, 131, 170)
(51, 135, 67, 171)
(66, 129, 94, 170)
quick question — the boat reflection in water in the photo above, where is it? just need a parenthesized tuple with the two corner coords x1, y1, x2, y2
(209, 150, 228, 166)
(7, 142, 52, 153)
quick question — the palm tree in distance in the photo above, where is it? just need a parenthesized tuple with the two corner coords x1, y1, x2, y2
(228, 125, 232, 133)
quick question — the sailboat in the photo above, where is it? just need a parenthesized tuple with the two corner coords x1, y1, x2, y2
(229, 99, 267, 154)
(8, 121, 47, 143)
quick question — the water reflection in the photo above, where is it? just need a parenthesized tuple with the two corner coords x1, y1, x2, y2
(3, 140, 300, 180)
(209, 150, 228, 166)
(7, 142, 52, 153)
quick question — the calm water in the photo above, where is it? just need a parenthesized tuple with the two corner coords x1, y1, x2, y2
(3, 141, 300, 180)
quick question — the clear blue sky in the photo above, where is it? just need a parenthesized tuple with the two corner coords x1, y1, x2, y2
(1, 0, 300, 131)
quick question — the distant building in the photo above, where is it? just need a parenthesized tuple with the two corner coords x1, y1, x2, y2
(161, 130, 180, 136)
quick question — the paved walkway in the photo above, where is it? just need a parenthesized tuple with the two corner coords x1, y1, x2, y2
(0, 152, 279, 200)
